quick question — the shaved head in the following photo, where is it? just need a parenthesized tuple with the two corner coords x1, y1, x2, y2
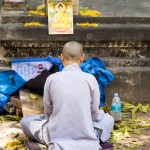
(62, 41, 83, 62)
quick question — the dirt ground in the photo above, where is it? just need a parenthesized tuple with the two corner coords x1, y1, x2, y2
(113, 111, 150, 150)
(0, 121, 26, 150)
(0, 110, 149, 150)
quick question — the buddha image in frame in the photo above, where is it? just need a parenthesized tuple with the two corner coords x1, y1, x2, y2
(48, 0, 73, 34)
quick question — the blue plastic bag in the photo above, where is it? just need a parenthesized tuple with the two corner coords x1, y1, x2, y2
(0, 70, 25, 113)
(0, 93, 9, 114)
(80, 57, 114, 107)
(0, 70, 26, 95)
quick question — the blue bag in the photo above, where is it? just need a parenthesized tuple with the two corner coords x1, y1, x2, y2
(0, 93, 9, 114)
(0, 70, 25, 113)
(0, 70, 26, 95)
(80, 57, 114, 107)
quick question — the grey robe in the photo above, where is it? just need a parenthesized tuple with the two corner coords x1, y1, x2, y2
(20, 64, 114, 150)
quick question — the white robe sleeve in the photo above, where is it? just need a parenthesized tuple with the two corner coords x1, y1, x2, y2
(43, 77, 53, 120)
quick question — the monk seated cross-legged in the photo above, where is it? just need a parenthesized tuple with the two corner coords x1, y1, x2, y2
(20, 41, 114, 150)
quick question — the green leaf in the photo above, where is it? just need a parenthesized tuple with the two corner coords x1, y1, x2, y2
(141, 104, 149, 113)
(132, 103, 142, 113)
(110, 136, 116, 144)
(113, 144, 117, 150)
(37, 4, 45, 11)
(129, 144, 135, 149)
(130, 123, 139, 129)
(125, 130, 130, 138)
(124, 126, 133, 132)
(133, 129, 141, 135)
(132, 112, 137, 120)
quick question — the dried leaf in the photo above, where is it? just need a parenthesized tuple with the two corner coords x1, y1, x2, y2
(129, 144, 135, 149)
(4, 139, 24, 149)
(124, 126, 133, 132)
(113, 144, 117, 150)
(133, 129, 141, 135)
(29, 93, 38, 100)
(132, 103, 142, 113)
(110, 136, 116, 144)
(125, 130, 130, 138)
(130, 123, 139, 129)
(132, 112, 137, 120)
(123, 102, 135, 110)
(141, 104, 149, 113)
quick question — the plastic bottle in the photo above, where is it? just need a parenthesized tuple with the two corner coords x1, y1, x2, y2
(111, 93, 121, 121)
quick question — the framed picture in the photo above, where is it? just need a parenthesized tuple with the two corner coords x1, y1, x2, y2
(47, 0, 73, 34)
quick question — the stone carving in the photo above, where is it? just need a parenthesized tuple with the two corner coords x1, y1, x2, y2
(3, 0, 26, 11)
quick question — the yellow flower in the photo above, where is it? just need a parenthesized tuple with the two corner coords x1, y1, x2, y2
(76, 22, 98, 27)
(78, 9, 102, 17)
(28, 10, 45, 16)
(24, 22, 42, 27)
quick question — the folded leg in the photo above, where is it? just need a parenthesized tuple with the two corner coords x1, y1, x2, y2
(20, 114, 47, 144)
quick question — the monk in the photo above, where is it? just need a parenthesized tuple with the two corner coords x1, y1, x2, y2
(20, 41, 114, 150)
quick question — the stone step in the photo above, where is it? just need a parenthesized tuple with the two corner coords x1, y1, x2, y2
(84, 47, 150, 59)
(0, 66, 11, 71)
(105, 67, 150, 105)
(2, 41, 150, 48)
(0, 55, 150, 68)
(0, 23, 150, 41)
(3, 46, 150, 58)
(0, 58, 11, 67)
(102, 58, 150, 67)
(1, 15, 150, 24)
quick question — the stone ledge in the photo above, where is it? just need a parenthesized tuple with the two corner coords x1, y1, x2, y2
(0, 66, 11, 71)
(3, 46, 150, 58)
(0, 57, 150, 67)
(105, 67, 150, 105)
(0, 58, 11, 67)
(0, 23, 150, 41)
(1, 41, 150, 48)
(102, 58, 150, 67)
(1, 15, 150, 24)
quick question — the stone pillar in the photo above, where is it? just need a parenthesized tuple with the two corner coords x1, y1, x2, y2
(73, 0, 79, 15)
